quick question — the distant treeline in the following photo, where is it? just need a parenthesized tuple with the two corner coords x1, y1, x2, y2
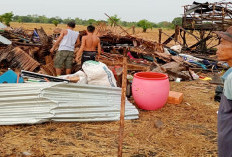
(12, 15, 182, 29)
(1, 12, 182, 31)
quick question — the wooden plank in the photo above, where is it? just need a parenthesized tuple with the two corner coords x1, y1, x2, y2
(118, 48, 128, 157)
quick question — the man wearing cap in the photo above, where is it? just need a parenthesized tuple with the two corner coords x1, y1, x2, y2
(215, 26, 232, 157)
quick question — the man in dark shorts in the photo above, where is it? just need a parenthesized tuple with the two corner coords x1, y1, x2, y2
(215, 26, 232, 157)
(75, 25, 101, 65)
(50, 21, 79, 76)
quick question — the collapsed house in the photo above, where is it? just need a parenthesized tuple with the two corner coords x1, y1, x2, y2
(0, 24, 197, 81)
(160, 1, 232, 54)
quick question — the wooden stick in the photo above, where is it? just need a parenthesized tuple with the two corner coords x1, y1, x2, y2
(118, 48, 128, 157)
(104, 13, 131, 36)
(158, 29, 162, 44)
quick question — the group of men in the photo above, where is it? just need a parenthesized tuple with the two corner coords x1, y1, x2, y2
(50, 21, 101, 76)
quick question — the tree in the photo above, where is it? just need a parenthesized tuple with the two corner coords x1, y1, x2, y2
(172, 17, 182, 26)
(107, 15, 120, 27)
(75, 17, 83, 25)
(157, 21, 173, 29)
(63, 17, 74, 24)
(137, 19, 153, 32)
(52, 20, 59, 27)
(1, 12, 14, 26)
(87, 19, 96, 25)
(0, 16, 3, 22)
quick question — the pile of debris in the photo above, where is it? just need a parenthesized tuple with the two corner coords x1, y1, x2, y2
(0, 23, 225, 82)
(96, 26, 195, 81)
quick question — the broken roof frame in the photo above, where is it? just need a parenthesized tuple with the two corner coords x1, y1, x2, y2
(183, 1, 232, 31)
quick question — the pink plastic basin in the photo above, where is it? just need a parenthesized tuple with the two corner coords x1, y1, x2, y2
(132, 72, 169, 110)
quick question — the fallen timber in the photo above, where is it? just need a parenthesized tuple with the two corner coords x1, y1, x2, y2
(0, 25, 198, 81)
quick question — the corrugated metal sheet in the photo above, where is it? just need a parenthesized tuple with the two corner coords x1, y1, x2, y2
(0, 82, 139, 125)
(0, 34, 12, 45)
(0, 22, 7, 29)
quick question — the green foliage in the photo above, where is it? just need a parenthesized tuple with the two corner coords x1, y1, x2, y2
(137, 19, 153, 32)
(1, 12, 14, 26)
(8, 13, 187, 30)
(172, 17, 182, 26)
(157, 21, 173, 29)
(0, 16, 3, 22)
(87, 19, 96, 25)
(52, 20, 59, 27)
(63, 17, 75, 24)
(107, 15, 120, 27)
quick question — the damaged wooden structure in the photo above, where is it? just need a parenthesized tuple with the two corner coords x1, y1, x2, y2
(161, 1, 232, 53)
(0, 25, 195, 82)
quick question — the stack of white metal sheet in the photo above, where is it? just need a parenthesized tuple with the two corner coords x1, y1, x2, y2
(0, 82, 139, 125)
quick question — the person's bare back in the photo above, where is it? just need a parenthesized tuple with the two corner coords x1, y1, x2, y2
(76, 25, 101, 65)
(82, 34, 100, 51)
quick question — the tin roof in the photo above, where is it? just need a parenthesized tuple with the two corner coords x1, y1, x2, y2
(0, 82, 139, 125)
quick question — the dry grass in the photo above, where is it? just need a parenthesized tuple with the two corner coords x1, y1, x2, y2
(0, 80, 218, 157)
(0, 22, 219, 157)
(10, 22, 218, 48)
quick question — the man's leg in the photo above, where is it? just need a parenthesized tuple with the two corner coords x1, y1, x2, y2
(56, 68, 62, 76)
(66, 69, 71, 74)
(54, 51, 65, 76)
(65, 51, 74, 74)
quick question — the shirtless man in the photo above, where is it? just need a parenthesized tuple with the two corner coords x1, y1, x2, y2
(76, 25, 101, 65)
(50, 21, 79, 76)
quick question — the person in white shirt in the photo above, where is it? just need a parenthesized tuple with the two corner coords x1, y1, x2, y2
(50, 21, 79, 75)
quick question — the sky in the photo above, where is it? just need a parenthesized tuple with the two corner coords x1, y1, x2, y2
(0, 0, 229, 23)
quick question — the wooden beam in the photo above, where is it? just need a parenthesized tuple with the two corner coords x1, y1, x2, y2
(118, 48, 128, 157)
(189, 35, 212, 49)
(179, 26, 200, 41)
(159, 29, 162, 44)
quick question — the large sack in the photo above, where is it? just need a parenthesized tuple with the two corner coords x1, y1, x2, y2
(58, 70, 87, 84)
(82, 61, 117, 87)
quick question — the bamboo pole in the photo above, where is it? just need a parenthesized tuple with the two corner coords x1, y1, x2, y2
(118, 48, 128, 157)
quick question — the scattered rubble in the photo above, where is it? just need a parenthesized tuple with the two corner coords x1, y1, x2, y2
(0, 24, 228, 83)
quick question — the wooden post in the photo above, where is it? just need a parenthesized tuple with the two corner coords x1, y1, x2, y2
(174, 25, 179, 43)
(118, 47, 128, 157)
(132, 25, 135, 35)
(183, 31, 186, 47)
(222, 8, 225, 31)
(158, 29, 162, 44)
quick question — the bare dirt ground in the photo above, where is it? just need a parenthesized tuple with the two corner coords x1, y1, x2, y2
(0, 80, 219, 157)
(0, 23, 219, 156)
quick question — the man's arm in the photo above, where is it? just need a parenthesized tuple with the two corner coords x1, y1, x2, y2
(97, 38, 101, 59)
(50, 29, 66, 53)
(75, 34, 81, 48)
(75, 37, 86, 62)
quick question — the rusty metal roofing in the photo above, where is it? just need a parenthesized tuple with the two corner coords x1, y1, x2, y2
(0, 82, 139, 125)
